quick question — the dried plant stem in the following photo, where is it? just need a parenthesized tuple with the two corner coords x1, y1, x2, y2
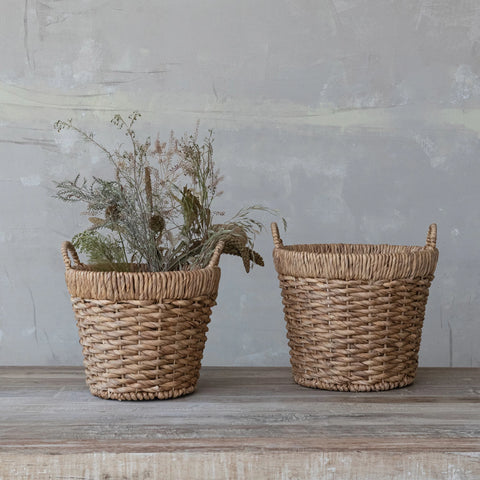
(54, 112, 283, 272)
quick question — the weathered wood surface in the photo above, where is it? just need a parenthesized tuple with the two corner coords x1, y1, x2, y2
(0, 367, 479, 479)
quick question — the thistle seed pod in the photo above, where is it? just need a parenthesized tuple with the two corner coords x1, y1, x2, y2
(105, 204, 120, 221)
(150, 214, 165, 234)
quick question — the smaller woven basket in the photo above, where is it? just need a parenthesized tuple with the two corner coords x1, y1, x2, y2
(271, 223, 439, 392)
(62, 241, 224, 400)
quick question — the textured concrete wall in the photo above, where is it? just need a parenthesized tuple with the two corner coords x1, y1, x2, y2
(0, 0, 479, 366)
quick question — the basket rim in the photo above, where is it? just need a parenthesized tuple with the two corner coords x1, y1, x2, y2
(273, 242, 439, 281)
(62, 240, 224, 301)
(66, 261, 220, 275)
(278, 241, 427, 254)
(271, 222, 439, 281)
(64, 262, 222, 302)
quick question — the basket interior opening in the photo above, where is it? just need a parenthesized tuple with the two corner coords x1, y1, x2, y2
(282, 243, 424, 255)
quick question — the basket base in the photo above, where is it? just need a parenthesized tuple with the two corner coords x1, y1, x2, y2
(293, 374, 416, 392)
(89, 384, 197, 401)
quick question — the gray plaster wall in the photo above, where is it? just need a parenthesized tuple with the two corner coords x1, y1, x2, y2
(0, 0, 479, 366)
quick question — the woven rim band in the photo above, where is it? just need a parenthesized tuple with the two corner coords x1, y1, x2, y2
(62, 241, 223, 301)
(65, 267, 221, 301)
(271, 223, 438, 280)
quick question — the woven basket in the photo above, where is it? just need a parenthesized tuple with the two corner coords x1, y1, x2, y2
(271, 223, 439, 392)
(62, 241, 224, 400)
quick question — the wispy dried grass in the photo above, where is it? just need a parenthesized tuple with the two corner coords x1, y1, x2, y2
(54, 112, 282, 272)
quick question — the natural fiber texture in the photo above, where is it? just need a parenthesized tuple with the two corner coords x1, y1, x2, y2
(271, 223, 439, 392)
(62, 241, 223, 400)
(64, 266, 221, 302)
(273, 242, 438, 281)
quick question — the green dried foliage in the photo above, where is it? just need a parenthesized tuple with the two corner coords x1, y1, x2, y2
(72, 230, 131, 272)
(54, 112, 283, 272)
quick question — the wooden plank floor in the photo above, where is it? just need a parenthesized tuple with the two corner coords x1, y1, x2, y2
(0, 367, 479, 479)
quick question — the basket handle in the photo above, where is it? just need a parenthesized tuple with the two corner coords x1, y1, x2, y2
(271, 222, 284, 248)
(208, 240, 225, 268)
(425, 223, 437, 249)
(61, 241, 83, 269)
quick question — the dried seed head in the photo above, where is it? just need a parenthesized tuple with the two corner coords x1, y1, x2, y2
(149, 214, 165, 234)
(88, 217, 106, 227)
(105, 204, 120, 221)
(145, 166, 153, 212)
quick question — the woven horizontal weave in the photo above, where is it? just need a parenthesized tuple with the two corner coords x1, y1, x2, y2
(271, 223, 439, 392)
(65, 266, 220, 302)
(62, 241, 223, 400)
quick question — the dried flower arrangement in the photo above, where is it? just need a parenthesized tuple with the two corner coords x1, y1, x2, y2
(54, 112, 280, 273)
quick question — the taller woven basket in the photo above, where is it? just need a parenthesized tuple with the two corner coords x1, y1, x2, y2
(62, 241, 224, 400)
(272, 223, 439, 392)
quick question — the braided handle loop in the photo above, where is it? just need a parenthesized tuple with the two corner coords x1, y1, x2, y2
(425, 223, 437, 249)
(61, 241, 83, 269)
(208, 241, 225, 268)
(271, 222, 284, 248)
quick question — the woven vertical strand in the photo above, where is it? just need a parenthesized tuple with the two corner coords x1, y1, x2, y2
(271, 224, 439, 392)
